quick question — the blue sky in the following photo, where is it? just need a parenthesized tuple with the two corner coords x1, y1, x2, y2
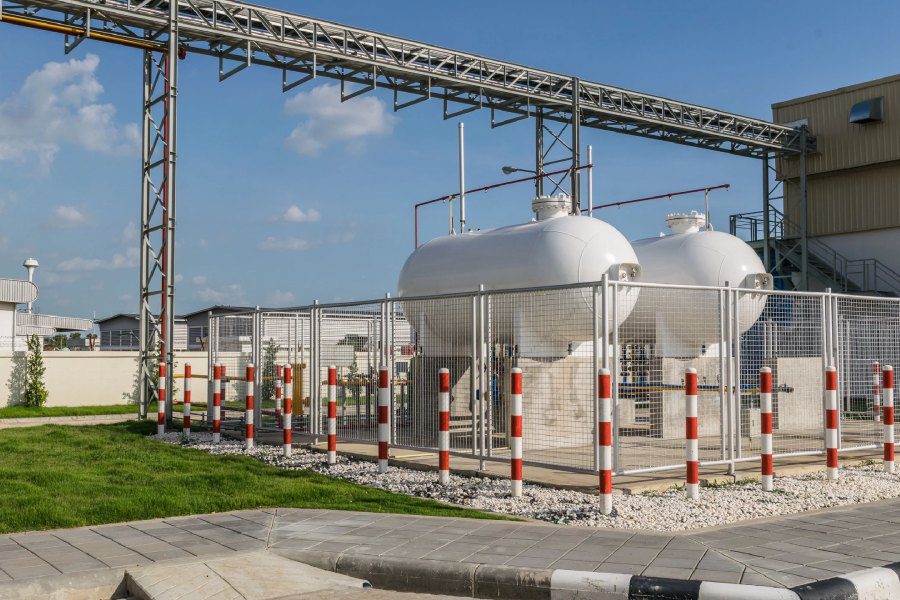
(0, 1, 898, 318)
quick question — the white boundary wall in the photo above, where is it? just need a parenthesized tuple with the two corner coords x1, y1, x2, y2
(0, 351, 207, 408)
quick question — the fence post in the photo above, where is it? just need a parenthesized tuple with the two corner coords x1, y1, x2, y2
(378, 365, 389, 473)
(183, 363, 191, 437)
(275, 364, 283, 429)
(760, 367, 773, 492)
(246, 363, 255, 450)
(212, 364, 222, 444)
(510, 367, 523, 498)
(884, 366, 894, 474)
(157, 363, 166, 435)
(328, 365, 337, 465)
(874, 362, 882, 423)
(283, 364, 293, 457)
(825, 365, 839, 481)
(439, 368, 451, 485)
(685, 368, 699, 500)
(599, 368, 612, 514)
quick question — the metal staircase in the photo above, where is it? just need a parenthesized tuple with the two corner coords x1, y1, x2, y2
(730, 207, 900, 296)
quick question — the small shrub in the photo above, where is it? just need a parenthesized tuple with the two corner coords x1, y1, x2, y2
(22, 336, 48, 408)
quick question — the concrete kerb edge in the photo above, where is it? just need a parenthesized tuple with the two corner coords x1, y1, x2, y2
(0, 548, 266, 600)
(0, 567, 129, 600)
(274, 548, 806, 599)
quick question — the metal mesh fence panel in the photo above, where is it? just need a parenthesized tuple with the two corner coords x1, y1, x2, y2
(257, 312, 306, 431)
(613, 282, 724, 473)
(737, 290, 825, 459)
(316, 304, 386, 443)
(835, 295, 900, 451)
(392, 296, 470, 452)
(484, 286, 599, 472)
(208, 283, 900, 476)
(210, 313, 254, 428)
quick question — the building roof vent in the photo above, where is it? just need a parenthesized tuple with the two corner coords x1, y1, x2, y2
(849, 97, 883, 124)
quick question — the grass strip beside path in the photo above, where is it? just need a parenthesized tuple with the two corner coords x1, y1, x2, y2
(0, 421, 500, 533)
(0, 404, 148, 419)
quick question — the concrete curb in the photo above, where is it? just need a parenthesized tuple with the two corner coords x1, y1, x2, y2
(792, 563, 900, 599)
(274, 548, 802, 599)
(0, 567, 129, 600)
(0, 414, 135, 429)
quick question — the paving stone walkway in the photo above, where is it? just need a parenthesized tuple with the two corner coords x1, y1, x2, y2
(3, 498, 900, 590)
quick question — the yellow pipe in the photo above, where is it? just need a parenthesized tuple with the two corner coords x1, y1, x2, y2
(0, 13, 164, 52)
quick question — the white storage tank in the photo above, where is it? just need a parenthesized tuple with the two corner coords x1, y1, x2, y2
(398, 195, 641, 357)
(623, 211, 772, 357)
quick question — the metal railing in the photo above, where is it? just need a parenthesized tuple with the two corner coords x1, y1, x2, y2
(210, 282, 900, 476)
(731, 207, 900, 295)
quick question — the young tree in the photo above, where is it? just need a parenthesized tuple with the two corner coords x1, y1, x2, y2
(259, 338, 279, 403)
(23, 335, 48, 407)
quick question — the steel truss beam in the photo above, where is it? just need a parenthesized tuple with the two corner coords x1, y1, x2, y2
(0, 0, 821, 378)
(137, 5, 177, 419)
(3, 0, 813, 158)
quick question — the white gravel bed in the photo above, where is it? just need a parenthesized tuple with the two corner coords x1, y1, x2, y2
(153, 432, 900, 531)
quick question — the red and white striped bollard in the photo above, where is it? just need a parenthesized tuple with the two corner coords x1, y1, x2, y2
(157, 363, 166, 435)
(328, 366, 337, 465)
(825, 365, 839, 481)
(245, 363, 255, 450)
(275, 365, 283, 429)
(283, 364, 293, 457)
(874, 362, 882, 423)
(377, 366, 389, 473)
(510, 367, 523, 498)
(883, 366, 894, 474)
(685, 368, 699, 500)
(760, 367, 774, 492)
(182, 363, 191, 437)
(438, 368, 451, 485)
(212, 364, 222, 444)
(599, 368, 613, 514)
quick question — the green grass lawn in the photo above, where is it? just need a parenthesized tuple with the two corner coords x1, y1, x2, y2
(0, 404, 150, 419)
(0, 420, 500, 533)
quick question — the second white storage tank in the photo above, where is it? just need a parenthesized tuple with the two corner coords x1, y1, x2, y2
(622, 211, 772, 357)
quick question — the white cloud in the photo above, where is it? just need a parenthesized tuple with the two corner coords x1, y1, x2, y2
(57, 247, 138, 272)
(48, 205, 88, 229)
(196, 283, 246, 305)
(259, 229, 357, 252)
(283, 83, 396, 157)
(280, 205, 321, 223)
(326, 231, 357, 245)
(174, 274, 184, 283)
(0, 54, 138, 171)
(192, 275, 208, 286)
(121, 221, 138, 243)
(269, 290, 296, 305)
(42, 270, 77, 286)
(259, 236, 313, 251)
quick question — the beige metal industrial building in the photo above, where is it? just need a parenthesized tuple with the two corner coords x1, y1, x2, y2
(772, 74, 900, 294)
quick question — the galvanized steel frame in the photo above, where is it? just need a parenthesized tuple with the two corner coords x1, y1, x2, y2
(0, 0, 821, 417)
(0, 0, 812, 156)
(209, 280, 895, 477)
(137, 8, 177, 420)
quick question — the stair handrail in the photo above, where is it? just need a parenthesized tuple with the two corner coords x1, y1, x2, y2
(730, 206, 900, 294)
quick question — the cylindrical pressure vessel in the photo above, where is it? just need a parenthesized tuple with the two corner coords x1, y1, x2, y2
(398, 195, 641, 357)
(623, 211, 772, 357)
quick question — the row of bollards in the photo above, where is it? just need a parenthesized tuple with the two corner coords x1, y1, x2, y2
(158, 359, 897, 515)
